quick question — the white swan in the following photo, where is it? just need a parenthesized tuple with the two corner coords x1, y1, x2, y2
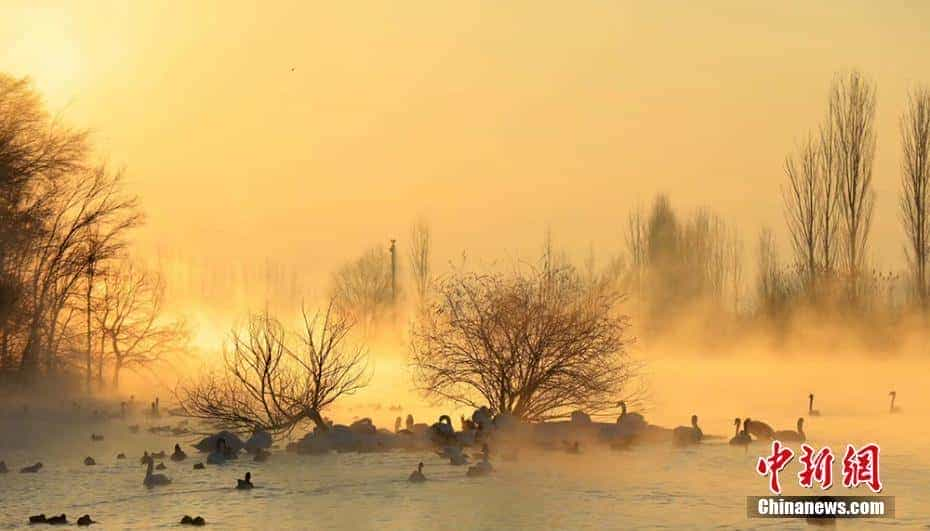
(408, 462, 426, 482)
(617, 401, 646, 426)
(773, 417, 805, 442)
(207, 439, 230, 465)
(672, 415, 703, 446)
(808, 393, 821, 416)
(728, 418, 751, 446)
(143, 459, 171, 487)
(430, 415, 456, 444)
(466, 444, 493, 476)
(613, 401, 648, 441)
(746, 418, 775, 440)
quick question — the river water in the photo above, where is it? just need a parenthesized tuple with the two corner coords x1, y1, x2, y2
(1, 355, 928, 529)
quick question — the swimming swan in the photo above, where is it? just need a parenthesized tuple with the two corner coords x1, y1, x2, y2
(408, 462, 426, 482)
(672, 415, 703, 446)
(466, 444, 493, 476)
(171, 444, 187, 461)
(180, 515, 206, 526)
(773, 418, 805, 442)
(46, 514, 67, 525)
(207, 439, 229, 465)
(20, 462, 42, 473)
(143, 459, 171, 487)
(728, 418, 751, 446)
(617, 401, 646, 426)
(236, 472, 254, 489)
(808, 393, 821, 416)
(746, 418, 775, 440)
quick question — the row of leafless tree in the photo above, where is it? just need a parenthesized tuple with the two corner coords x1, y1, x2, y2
(0, 74, 185, 389)
(179, 261, 639, 430)
(779, 71, 930, 311)
(781, 71, 875, 302)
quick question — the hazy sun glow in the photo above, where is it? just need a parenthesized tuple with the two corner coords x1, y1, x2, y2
(5, 7, 83, 107)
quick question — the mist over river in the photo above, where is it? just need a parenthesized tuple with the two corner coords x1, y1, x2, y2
(2, 356, 927, 530)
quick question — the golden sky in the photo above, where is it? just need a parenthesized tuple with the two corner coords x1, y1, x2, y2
(4, 0, 930, 279)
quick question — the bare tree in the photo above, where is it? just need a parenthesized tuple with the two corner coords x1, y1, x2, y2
(756, 227, 791, 318)
(330, 246, 394, 327)
(19, 164, 139, 375)
(626, 206, 647, 270)
(96, 264, 186, 388)
(411, 266, 638, 421)
(783, 134, 821, 288)
(830, 71, 876, 286)
(900, 87, 930, 306)
(408, 218, 431, 302)
(0, 74, 87, 372)
(177, 302, 369, 435)
(817, 120, 841, 276)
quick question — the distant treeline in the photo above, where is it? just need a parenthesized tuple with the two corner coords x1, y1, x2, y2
(150, 71, 930, 353)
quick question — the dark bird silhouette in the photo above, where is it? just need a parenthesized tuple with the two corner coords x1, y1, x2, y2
(746, 418, 775, 440)
(237, 471, 254, 489)
(20, 462, 42, 473)
(673, 415, 703, 446)
(46, 514, 67, 525)
(408, 462, 426, 482)
(729, 418, 751, 447)
(171, 444, 187, 461)
(808, 393, 821, 416)
(773, 418, 806, 442)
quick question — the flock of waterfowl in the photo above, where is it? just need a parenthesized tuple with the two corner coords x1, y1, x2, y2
(0, 389, 904, 525)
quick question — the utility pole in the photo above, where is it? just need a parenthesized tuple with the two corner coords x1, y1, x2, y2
(85, 242, 97, 393)
(390, 239, 397, 303)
